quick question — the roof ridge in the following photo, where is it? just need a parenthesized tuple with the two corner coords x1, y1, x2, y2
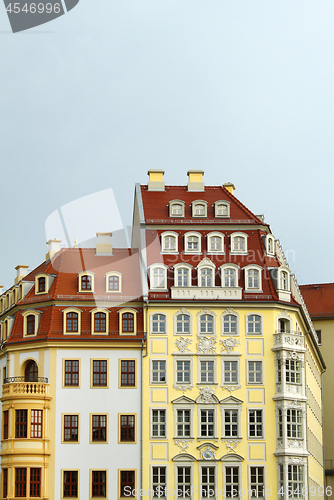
(52, 249, 64, 299)
(220, 186, 268, 226)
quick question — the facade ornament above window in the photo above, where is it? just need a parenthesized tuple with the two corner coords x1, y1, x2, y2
(221, 384, 241, 393)
(196, 336, 216, 354)
(174, 440, 191, 453)
(200, 446, 217, 460)
(220, 336, 240, 355)
(287, 440, 304, 449)
(222, 308, 235, 315)
(197, 386, 218, 404)
(175, 337, 192, 353)
(173, 384, 193, 394)
(225, 440, 241, 453)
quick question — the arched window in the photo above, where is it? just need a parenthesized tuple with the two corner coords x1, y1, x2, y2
(224, 268, 236, 287)
(151, 267, 166, 289)
(187, 236, 199, 251)
(177, 268, 190, 287)
(161, 232, 178, 252)
(66, 312, 78, 333)
(25, 361, 38, 382)
(194, 203, 205, 216)
(233, 237, 245, 252)
(122, 313, 134, 333)
(152, 314, 166, 334)
(215, 201, 230, 218)
(27, 315, 35, 335)
(223, 315, 237, 335)
(280, 271, 288, 290)
(209, 236, 222, 252)
(247, 315, 262, 335)
(200, 268, 213, 287)
(200, 314, 214, 334)
(108, 275, 119, 291)
(38, 277, 46, 293)
(247, 269, 260, 289)
(81, 275, 92, 291)
(171, 204, 183, 216)
(278, 318, 291, 333)
(176, 314, 190, 334)
(94, 313, 106, 333)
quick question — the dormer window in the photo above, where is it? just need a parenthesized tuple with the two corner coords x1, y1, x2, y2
(38, 277, 46, 293)
(150, 264, 168, 290)
(244, 265, 262, 292)
(22, 310, 40, 337)
(200, 268, 213, 287)
(106, 272, 122, 293)
(184, 232, 201, 254)
(35, 273, 51, 295)
(169, 200, 185, 217)
(161, 232, 178, 253)
(191, 200, 208, 218)
(280, 271, 288, 290)
(174, 264, 192, 288)
(197, 258, 215, 288)
(27, 315, 35, 335)
(207, 232, 224, 253)
(224, 268, 236, 287)
(267, 235, 275, 255)
(230, 233, 248, 254)
(78, 272, 95, 293)
(214, 200, 230, 218)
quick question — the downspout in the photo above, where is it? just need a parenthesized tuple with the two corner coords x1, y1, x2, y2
(141, 295, 149, 495)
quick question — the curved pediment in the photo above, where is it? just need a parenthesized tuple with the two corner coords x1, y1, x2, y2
(220, 453, 244, 462)
(172, 453, 196, 462)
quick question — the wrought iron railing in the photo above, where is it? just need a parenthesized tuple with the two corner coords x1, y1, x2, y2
(4, 376, 48, 384)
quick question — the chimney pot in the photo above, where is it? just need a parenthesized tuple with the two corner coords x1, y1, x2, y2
(147, 169, 165, 191)
(46, 239, 61, 261)
(223, 182, 236, 195)
(14, 265, 29, 284)
(96, 232, 113, 256)
(187, 170, 204, 192)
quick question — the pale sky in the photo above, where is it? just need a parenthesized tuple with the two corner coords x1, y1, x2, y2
(1, 0, 333, 290)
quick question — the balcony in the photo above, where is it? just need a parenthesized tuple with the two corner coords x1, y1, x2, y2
(171, 286, 242, 300)
(2, 377, 49, 399)
(272, 332, 306, 352)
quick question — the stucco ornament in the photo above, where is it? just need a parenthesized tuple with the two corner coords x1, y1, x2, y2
(175, 337, 192, 353)
(173, 384, 193, 394)
(198, 386, 216, 403)
(197, 336, 216, 354)
(200, 446, 217, 460)
(225, 441, 240, 453)
(175, 440, 191, 453)
(220, 336, 240, 354)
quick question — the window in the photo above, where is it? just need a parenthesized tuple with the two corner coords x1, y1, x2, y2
(223, 361, 238, 385)
(201, 467, 215, 498)
(315, 330, 322, 345)
(151, 410, 166, 438)
(278, 409, 283, 438)
(31, 410, 43, 438)
(169, 200, 185, 217)
(25, 360, 38, 381)
(176, 268, 190, 287)
(192, 202, 206, 217)
(122, 313, 134, 333)
(231, 233, 247, 254)
(94, 313, 106, 333)
(214, 200, 230, 218)
(120, 415, 135, 442)
(247, 269, 260, 289)
(287, 465, 303, 499)
(247, 361, 263, 384)
(150, 266, 167, 289)
(63, 471, 78, 498)
(177, 467, 191, 499)
(280, 271, 289, 290)
(285, 359, 301, 384)
(92, 415, 107, 442)
(3, 411, 8, 439)
(3, 468, 8, 499)
(247, 315, 262, 335)
(108, 275, 119, 291)
(81, 275, 92, 291)
(161, 232, 178, 252)
(64, 360, 79, 387)
(278, 318, 290, 333)
(120, 471, 135, 498)
(64, 415, 79, 442)
(152, 467, 166, 499)
(15, 410, 27, 438)
(225, 467, 239, 499)
(249, 467, 265, 499)
(223, 315, 237, 335)
(92, 471, 106, 498)
(176, 314, 190, 334)
(92, 360, 107, 387)
(224, 268, 236, 287)
(248, 410, 263, 439)
(200, 268, 213, 287)
(200, 361, 214, 383)
(223, 410, 238, 438)
(120, 360, 136, 387)
(266, 235, 274, 255)
(199, 314, 214, 334)
(30, 468, 41, 497)
(176, 410, 191, 438)
(66, 313, 78, 333)
(37, 277, 46, 293)
(176, 360, 190, 384)
(200, 409, 214, 437)
(151, 314, 166, 334)
(207, 232, 224, 253)
(184, 232, 201, 253)
(27, 315, 35, 335)
(287, 410, 302, 438)
(151, 361, 166, 384)
(277, 359, 282, 384)
(15, 468, 26, 497)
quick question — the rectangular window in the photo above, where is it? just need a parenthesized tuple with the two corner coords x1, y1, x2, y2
(108, 275, 119, 291)
(288, 465, 303, 498)
(31, 410, 43, 438)
(15, 468, 26, 497)
(64, 360, 79, 387)
(249, 467, 265, 499)
(120, 471, 135, 498)
(3, 468, 8, 499)
(64, 415, 79, 442)
(152, 361, 166, 384)
(278, 464, 284, 499)
(200, 361, 214, 383)
(3, 410, 8, 439)
(120, 415, 135, 442)
(92, 470, 106, 498)
(200, 409, 214, 438)
(63, 471, 78, 498)
(247, 361, 263, 384)
(278, 409, 283, 438)
(92, 415, 107, 442)
(30, 468, 41, 497)
(223, 410, 238, 438)
(177, 467, 191, 499)
(201, 467, 215, 498)
(120, 360, 136, 387)
(151, 410, 166, 438)
(315, 330, 322, 345)
(176, 409, 191, 438)
(176, 361, 190, 384)
(248, 410, 263, 439)
(223, 361, 238, 384)
(287, 410, 302, 438)
(277, 359, 282, 384)
(285, 359, 301, 384)
(92, 360, 107, 387)
(225, 467, 239, 498)
(15, 410, 27, 438)
(152, 467, 166, 499)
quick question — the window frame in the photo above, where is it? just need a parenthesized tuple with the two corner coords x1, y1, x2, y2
(214, 200, 230, 218)
(176, 465, 192, 500)
(22, 310, 40, 338)
(149, 264, 168, 291)
(15, 409, 27, 438)
(150, 312, 167, 335)
(285, 358, 302, 385)
(221, 406, 241, 439)
(184, 232, 202, 254)
(207, 232, 225, 254)
(118, 413, 136, 444)
(198, 407, 216, 439)
(174, 311, 192, 336)
(91, 309, 109, 335)
(151, 360, 167, 385)
(223, 464, 241, 500)
(30, 409, 43, 439)
(248, 466, 265, 500)
(175, 359, 192, 385)
(221, 312, 239, 336)
(151, 408, 167, 439)
(91, 359, 109, 388)
(230, 232, 248, 255)
(198, 312, 216, 336)
(105, 271, 122, 294)
(90, 414, 108, 444)
(200, 465, 217, 500)
(35, 273, 49, 295)
(286, 409, 303, 439)
(265, 234, 275, 256)
(244, 265, 263, 292)
(247, 360, 264, 385)
(169, 200, 185, 218)
(161, 231, 179, 253)
(62, 469, 79, 499)
(119, 309, 137, 336)
(15, 467, 27, 498)
(151, 466, 167, 500)
(63, 308, 81, 336)
(118, 469, 136, 499)
(191, 200, 208, 218)
(248, 408, 264, 440)
(198, 358, 216, 385)
(63, 359, 80, 388)
(90, 469, 107, 499)
(220, 264, 239, 288)
(119, 359, 137, 389)
(222, 358, 240, 388)
(246, 314, 263, 336)
(173, 263, 192, 288)
(62, 414, 80, 444)
(78, 271, 95, 293)
(175, 409, 192, 439)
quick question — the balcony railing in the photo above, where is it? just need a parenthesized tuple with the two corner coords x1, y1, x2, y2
(4, 377, 48, 384)
(2, 378, 49, 397)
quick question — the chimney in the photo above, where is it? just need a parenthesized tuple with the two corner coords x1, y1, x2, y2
(46, 239, 61, 261)
(187, 170, 204, 192)
(147, 169, 165, 191)
(96, 232, 113, 256)
(223, 182, 236, 195)
(15, 265, 29, 284)
(0, 286, 4, 296)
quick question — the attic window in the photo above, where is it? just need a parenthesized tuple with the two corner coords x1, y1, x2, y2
(38, 277, 46, 293)
(81, 275, 92, 290)
(214, 201, 230, 218)
(169, 200, 185, 218)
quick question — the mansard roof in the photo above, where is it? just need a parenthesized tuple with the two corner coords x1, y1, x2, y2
(300, 283, 334, 318)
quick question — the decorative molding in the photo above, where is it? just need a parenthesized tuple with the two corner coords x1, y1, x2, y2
(221, 384, 241, 393)
(199, 445, 217, 460)
(174, 440, 192, 453)
(287, 440, 304, 449)
(173, 384, 193, 394)
(288, 351, 299, 360)
(225, 440, 241, 453)
(175, 337, 192, 353)
(197, 336, 217, 354)
(220, 336, 240, 354)
(222, 308, 235, 315)
(196, 387, 219, 404)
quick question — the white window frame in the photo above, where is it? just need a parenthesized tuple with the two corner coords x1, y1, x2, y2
(285, 358, 302, 385)
(151, 466, 168, 500)
(220, 264, 239, 288)
(214, 200, 230, 218)
(223, 464, 241, 500)
(169, 200, 186, 218)
(191, 200, 208, 218)
(161, 231, 179, 253)
(105, 271, 122, 293)
(198, 358, 216, 385)
(197, 259, 216, 287)
(248, 408, 264, 439)
(266, 234, 275, 256)
(184, 232, 202, 254)
(151, 360, 167, 384)
(175, 408, 192, 439)
(286, 409, 303, 439)
(248, 465, 266, 500)
(149, 264, 168, 291)
(174, 311, 192, 335)
(279, 269, 290, 291)
(244, 265, 262, 292)
(198, 312, 216, 336)
(221, 312, 239, 336)
(222, 407, 240, 439)
(200, 464, 217, 500)
(175, 358, 192, 386)
(247, 360, 264, 385)
(222, 358, 240, 387)
(174, 263, 192, 288)
(175, 465, 193, 500)
(230, 232, 248, 255)
(150, 312, 167, 335)
(78, 271, 95, 293)
(198, 407, 216, 439)
(207, 232, 224, 254)
(151, 408, 167, 439)
(287, 464, 304, 498)
(246, 313, 263, 336)
(277, 316, 292, 333)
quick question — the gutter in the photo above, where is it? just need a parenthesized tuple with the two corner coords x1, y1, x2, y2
(140, 295, 148, 495)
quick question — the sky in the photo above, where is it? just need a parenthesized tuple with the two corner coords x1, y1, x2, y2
(0, 0, 333, 291)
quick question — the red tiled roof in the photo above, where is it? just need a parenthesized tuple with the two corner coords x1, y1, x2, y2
(300, 283, 334, 318)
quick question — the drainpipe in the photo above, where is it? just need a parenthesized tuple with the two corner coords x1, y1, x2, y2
(141, 295, 149, 494)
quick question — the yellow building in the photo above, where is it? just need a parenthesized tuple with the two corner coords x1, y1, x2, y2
(134, 170, 325, 499)
(300, 283, 334, 497)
